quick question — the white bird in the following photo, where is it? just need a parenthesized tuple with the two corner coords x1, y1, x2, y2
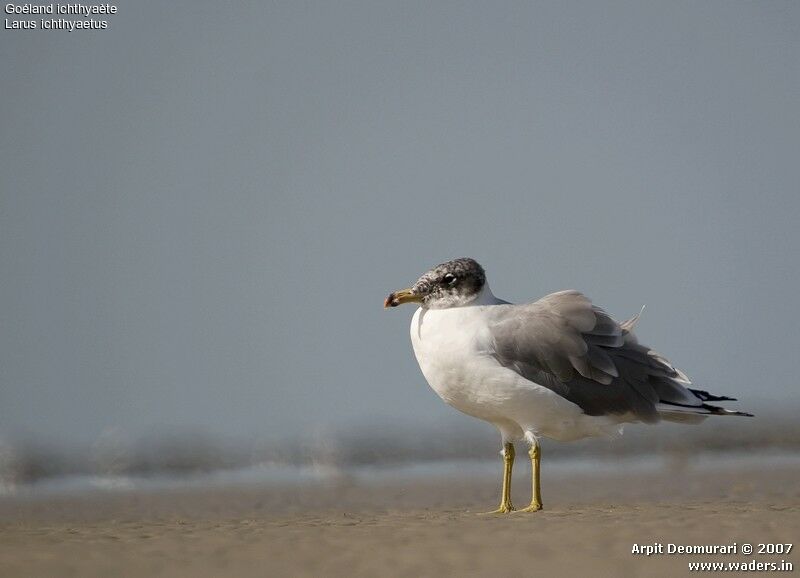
(384, 258, 751, 513)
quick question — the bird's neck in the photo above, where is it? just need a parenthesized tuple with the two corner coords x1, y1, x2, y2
(470, 282, 507, 306)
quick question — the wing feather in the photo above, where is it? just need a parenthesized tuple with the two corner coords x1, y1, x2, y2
(488, 290, 706, 422)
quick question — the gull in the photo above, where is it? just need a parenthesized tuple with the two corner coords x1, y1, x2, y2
(384, 258, 752, 513)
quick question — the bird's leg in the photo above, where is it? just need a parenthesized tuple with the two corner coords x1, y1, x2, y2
(483, 442, 515, 514)
(518, 436, 543, 512)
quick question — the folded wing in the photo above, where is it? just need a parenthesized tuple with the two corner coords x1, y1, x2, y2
(488, 290, 746, 423)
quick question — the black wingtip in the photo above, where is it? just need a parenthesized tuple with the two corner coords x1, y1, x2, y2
(689, 388, 737, 402)
(702, 404, 754, 417)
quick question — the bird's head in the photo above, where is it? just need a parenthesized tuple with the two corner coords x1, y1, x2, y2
(384, 257, 487, 310)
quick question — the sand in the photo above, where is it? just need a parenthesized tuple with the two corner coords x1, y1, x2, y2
(1, 461, 798, 577)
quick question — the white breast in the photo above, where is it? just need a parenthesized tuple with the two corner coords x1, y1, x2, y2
(410, 304, 502, 421)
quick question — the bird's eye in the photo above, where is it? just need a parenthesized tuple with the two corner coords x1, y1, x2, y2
(443, 273, 457, 285)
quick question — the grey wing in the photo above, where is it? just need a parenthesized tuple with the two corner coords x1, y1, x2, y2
(487, 290, 706, 423)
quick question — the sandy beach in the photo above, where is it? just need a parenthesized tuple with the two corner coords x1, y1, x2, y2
(1, 457, 798, 577)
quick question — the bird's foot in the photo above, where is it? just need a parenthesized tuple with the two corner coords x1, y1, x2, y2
(515, 502, 543, 513)
(481, 501, 515, 515)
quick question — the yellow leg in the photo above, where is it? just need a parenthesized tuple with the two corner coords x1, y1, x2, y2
(518, 440, 543, 512)
(483, 442, 515, 514)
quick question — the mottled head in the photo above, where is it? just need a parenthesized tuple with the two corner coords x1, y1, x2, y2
(384, 258, 487, 310)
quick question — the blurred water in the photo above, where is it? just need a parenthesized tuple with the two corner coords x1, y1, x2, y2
(7, 450, 800, 499)
(2, 406, 797, 497)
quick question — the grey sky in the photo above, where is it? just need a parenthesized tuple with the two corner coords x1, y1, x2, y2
(1, 1, 798, 445)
